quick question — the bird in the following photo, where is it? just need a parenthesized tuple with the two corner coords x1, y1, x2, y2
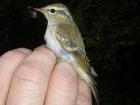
(34, 3, 98, 104)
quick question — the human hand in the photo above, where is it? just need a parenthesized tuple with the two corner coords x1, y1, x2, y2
(0, 45, 92, 105)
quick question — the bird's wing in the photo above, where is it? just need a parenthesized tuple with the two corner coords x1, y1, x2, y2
(55, 23, 98, 103)
(55, 23, 89, 60)
(55, 23, 85, 50)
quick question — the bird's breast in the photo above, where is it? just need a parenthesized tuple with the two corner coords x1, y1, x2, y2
(44, 26, 74, 63)
(45, 26, 61, 53)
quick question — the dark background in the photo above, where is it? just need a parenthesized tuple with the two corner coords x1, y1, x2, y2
(0, 0, 139, 105)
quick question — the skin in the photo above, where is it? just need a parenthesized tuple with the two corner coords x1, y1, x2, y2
(0, 45, 92, 105)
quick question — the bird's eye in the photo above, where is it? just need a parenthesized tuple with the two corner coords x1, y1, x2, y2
(50, 9, 56, 13)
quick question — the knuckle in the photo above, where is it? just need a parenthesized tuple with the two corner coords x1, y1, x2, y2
(34, 47, 56, 61)
(15, 73, 40, 85)
(56, 74, 77, 93)
(19, 60, 45, 74)
(1, 50, 27, 59)
(20, 61, 39, 71)
(14, 61, 45, 84)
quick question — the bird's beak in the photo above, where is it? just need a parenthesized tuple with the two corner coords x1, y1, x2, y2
(34, 8, 46, 14)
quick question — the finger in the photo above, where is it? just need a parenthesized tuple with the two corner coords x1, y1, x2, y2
(0, 48, 31, 105)
(6, 46, 56, 105)
(45, 62, 78, 105)
(76, 79, 92, 105)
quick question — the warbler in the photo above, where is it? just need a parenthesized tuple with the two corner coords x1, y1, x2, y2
(34, 3, 98, 104)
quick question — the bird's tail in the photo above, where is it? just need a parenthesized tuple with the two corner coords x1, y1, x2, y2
(72, 51, 99, 104)
(89, 81, 99, 105)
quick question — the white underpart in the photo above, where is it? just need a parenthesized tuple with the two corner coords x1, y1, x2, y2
(45, 24, 91, 84)
(44, 24, 75, 63)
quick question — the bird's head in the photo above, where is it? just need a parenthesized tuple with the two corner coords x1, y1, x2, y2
(34, 3, 73, 24)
